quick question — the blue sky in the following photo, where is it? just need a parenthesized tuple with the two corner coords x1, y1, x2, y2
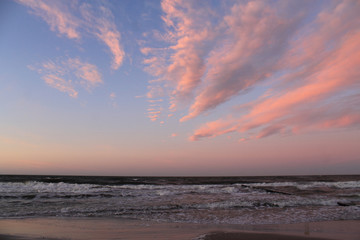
(1, 0, 360, 176)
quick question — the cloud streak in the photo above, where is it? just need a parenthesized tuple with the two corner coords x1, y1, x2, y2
(31, 57, 102, 98)
(144, 0, 360, 140)
(18, 0, 124, 69)
(42, 74, 78, 98)
(79, 4, 124, 70)
(17, 0, 80, 39)
(181, 1, 306, 122)
(191, 15, 360, 140)
(143, 0, 217, 120)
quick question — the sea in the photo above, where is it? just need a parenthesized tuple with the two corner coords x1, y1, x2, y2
(1, 175, 359, 225)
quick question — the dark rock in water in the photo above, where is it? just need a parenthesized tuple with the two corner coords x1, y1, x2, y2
(21, 194, 37, 200)
(253, 202, 279, 207)
(256, 186, 293, 195)
(337, 201, 359, 206)
(241, 184, 293, 195)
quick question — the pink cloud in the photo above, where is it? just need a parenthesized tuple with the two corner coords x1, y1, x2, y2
(143, 1, 311, 123)
(320, 114, 360, 129)
(109, 92, 117, 108)
(147, 99, 163, 103)
(42, 74, 78, 98)
(187, 0, 360, 141)
(181, 1, 306, 121)
(109, 92, 116, 99)
(143, 0, 217, 116)
(190, 118, 237, 141)
(31, 57, 102, 98)
(149, 114, 160, 122)
(147, 108, 163, 122)
(146, 85, 165, 99)
(80, 4, 124, 70)
(67, 58, 102, 90)
(98, 29, 124, 70)
(17, 0, 80, 39)
(145, 99, 164, 122)
(18, 1, 124, 69)
(190, 28, 360, 140)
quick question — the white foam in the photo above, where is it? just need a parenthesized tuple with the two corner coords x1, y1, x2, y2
(297, 181, 360, 190)
(244, 180, 360, 189)
(192, 234, 207, 240)
(245, 182, 298, 187)
(0, 181, 106, 195)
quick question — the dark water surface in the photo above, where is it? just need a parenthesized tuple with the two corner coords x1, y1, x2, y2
(1, 175, 359, 224)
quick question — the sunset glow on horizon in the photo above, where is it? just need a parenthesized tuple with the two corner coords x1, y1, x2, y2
(1, 0, 359, 176)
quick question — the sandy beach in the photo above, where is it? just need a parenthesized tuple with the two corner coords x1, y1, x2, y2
(0, 218, 359, 240)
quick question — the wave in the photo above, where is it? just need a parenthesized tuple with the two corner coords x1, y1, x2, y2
(1, 175, 360, 224)
(244, 180, 360, 189)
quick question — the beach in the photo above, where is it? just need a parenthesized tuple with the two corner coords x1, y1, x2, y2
(0, 218, 359, 240)
(1, 175, 359, 239)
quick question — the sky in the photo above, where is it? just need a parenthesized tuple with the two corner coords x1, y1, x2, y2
(1, 0, 359, 176)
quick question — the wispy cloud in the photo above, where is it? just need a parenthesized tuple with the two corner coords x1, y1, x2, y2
(42, 74, 78, 98)
(181, 1, 306, 122)
(67, 58, 102, 90)
(17, 0, 80, 39)
(109, 92, 117, 108)
(30, 57, 102, 98)
(79, 4, 124, 70)
(18, 0, 124, 69)
(142, 0, 217, 121)
(147, 105, 163, 122)
(109, 92, 116, 99)
(144, 0, 360, 139)
(190, 1, 360, 141)
(143, 0, 306, 121)
(189, 118, 236, 141)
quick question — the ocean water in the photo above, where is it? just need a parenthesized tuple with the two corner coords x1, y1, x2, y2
(1, 175, 359, 224)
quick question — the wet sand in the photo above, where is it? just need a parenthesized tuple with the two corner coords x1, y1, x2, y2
(0, 218, 359, 240)
(0, 232, 335, 240)
(200, 232, 332, 240)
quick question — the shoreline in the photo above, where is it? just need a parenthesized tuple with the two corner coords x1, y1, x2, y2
(0, 218, 359, 240)
(198, 232, 333, 240)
